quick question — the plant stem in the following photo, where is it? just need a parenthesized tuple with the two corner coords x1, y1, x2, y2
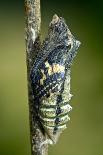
(25, 0, 48, 154)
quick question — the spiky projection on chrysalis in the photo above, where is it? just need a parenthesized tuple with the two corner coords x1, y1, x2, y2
(30, 15, 81, 145)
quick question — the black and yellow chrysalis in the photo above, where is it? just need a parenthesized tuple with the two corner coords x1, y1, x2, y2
(30, 15, 81, 145)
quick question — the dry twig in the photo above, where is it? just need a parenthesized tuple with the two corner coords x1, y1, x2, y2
(25, 0, 48, 154)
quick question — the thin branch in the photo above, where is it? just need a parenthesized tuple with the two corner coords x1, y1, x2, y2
(25, 0, 48, 155)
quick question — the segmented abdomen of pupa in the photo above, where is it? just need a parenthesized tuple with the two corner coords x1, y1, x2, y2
(39, 70, 72, 144)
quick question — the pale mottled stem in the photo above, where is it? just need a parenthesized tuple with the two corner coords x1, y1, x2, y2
(25, 0, 48, 155)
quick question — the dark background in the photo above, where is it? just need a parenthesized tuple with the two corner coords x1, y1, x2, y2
(0, 0, 103, 155)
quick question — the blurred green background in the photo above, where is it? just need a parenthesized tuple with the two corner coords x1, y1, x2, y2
(0, 0, 103, 155)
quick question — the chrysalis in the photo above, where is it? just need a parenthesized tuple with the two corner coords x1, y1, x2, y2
(30, 15, 81, 145)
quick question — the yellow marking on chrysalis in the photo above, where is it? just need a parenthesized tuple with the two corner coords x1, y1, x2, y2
(40, 62, 65, 85)
(45, 61, 50, 68)
(48, 67, 53, 76)
(40, 69, 47, 85)
(52, 64, 65, 73)
(45, 61, 53, 76)
(45, 61, 65, 76)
